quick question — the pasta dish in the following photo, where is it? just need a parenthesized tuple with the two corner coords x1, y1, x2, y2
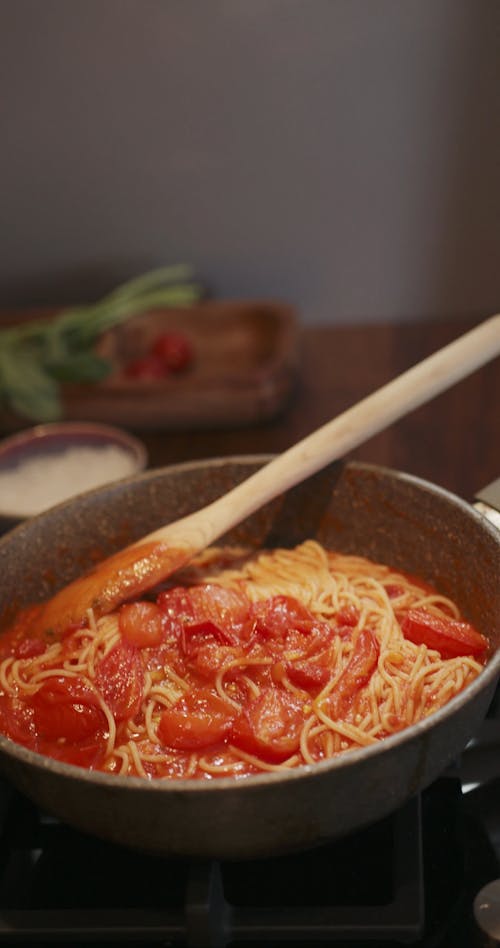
(0, 541, 487, 779)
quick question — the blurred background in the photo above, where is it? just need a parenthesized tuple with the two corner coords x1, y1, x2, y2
(1, 0, 499, 325)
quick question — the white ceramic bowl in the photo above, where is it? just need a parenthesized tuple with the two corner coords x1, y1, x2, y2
(0, 422, 147, 533)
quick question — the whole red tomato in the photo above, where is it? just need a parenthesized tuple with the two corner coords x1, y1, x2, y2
(151, 331, 193, 372)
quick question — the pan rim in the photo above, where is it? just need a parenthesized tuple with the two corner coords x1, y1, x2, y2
(0, 456, 498, 795)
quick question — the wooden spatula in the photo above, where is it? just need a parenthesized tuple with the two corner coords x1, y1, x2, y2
(37, 315, 500, 637)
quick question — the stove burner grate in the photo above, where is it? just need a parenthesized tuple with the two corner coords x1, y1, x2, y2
(0, 773, 488, 947)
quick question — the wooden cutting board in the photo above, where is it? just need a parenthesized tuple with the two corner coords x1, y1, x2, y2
(0, 300, 299, 432)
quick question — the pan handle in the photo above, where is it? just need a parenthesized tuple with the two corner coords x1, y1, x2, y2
(474, 477, 500, 530)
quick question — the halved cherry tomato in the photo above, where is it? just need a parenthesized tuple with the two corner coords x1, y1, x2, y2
(158, 688, 235, 750)
(151, 331, 193, 372)
(231, 687, 304, 762)
(119, 601, 164, 648)
(252, 595, 318, 639)
(179, 616, 244, 680)
(181, 620, 237, 656)
(189, 642, 245, 681)
(157, 584, 252, 642)
(94, 641, 144, 721)
(188, 585, 251, 638)
(286, 655, 331, 690)
(401, 608, 488, 658)
(328, 628, 379, 718)
(156, 587, 196, 638)
(251, 595, 333, 656)
(31, 677, 106, 742)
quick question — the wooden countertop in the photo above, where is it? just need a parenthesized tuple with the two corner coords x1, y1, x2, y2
(138, 316, 499, 505)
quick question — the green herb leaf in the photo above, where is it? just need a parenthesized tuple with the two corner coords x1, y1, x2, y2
(0, 264, 202, 422)
(47, 352, 112, 384)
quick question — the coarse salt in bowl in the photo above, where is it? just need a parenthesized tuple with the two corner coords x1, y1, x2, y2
(0, 422, 147, 532)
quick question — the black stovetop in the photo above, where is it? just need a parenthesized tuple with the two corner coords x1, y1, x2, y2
(2, 694, 500, 948)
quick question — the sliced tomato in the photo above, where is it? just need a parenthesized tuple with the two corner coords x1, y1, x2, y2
(119, 601, 164, 648)
(188, 585, 251, 638)
(181, 620, 236, 655)
(94, 641, 144, 721)
(401, 608, 488, 658)
(231, 686, 304, 762)
(251, 596, 333, 659)
(252, 595, 317, 638)
(286, 655, 331, 690)
(156, 586, 196, 638)
(328, 628, 379, 718)
(158, 687, 235, 750)
(31, 677, 106, 742)
(188, 641, 245, 681)
(157, 583, 252, 642)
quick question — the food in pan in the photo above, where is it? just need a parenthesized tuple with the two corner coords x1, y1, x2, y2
(0, 541, 488, 779)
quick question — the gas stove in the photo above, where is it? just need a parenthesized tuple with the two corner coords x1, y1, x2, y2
(1, 692, 500, 948)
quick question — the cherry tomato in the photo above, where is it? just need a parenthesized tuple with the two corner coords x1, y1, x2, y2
(151, 332, 193, 371)
(252, 595, 317, 639)
(158, 687, 235, 750)
(189, 642, 245, 681)
(401, 608, 488, 658)
(94, 641, 144, 721)
(119, 601, 164, 648)
(187, 584, 251, 638)
(231, 687, 304, 762)
(156, 586, 197, 638)
(31, 677, 107, 742)
(157, 584, 252, 642)
(124, 354, 167, 380)
(181, 620, 237, 656)
(251, 596, 333, 662)
(286, 655, 331, 690)
(328, 628, 379, 718)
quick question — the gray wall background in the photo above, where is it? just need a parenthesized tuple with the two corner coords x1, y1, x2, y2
(1, 0, 499, 325)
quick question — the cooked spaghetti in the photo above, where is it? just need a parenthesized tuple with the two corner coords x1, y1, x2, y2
(0, 541, 488, 779)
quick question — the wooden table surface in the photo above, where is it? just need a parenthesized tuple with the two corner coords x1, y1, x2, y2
(138, 316, 499, 506)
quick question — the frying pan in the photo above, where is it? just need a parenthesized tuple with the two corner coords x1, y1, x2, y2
(0, 457, 498, 860)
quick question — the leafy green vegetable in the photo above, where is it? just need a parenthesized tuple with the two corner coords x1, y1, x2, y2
(0, 265, 201, 423)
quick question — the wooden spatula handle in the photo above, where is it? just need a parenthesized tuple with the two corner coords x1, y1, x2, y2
(146, 314, 500, 553)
